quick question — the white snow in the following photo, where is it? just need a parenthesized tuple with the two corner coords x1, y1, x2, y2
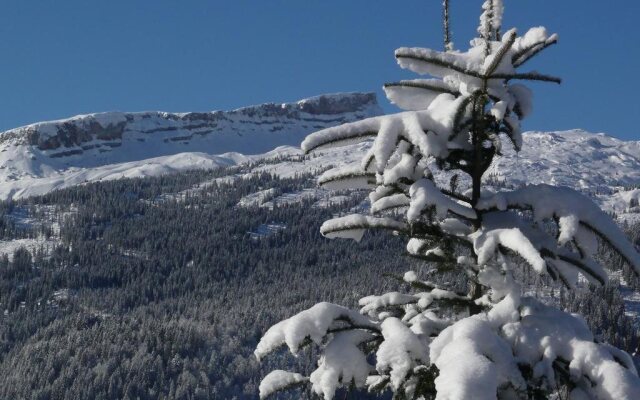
(431, 317, 524, 400)
(384, 79, 457, 111)
(254, 302, 377, 360)
(408, 179, 476, 222)
(259, 370, 307, 399)
(0, 93, 381, 200)
(0, 237, 57, 261)
(376, 317, 429, 390)
(371, 193, 410, 214)
(317, 165, 374, 190)
(309, 330, 373, 399)
(320, 215, 407, 242)
(473, 224, 547, 273)
(478, 184, 640, 274)
(503, 297, 640, 399)
(359, 292, 417, 315)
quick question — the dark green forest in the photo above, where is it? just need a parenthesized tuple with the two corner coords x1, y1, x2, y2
(0, 163, 637, 399)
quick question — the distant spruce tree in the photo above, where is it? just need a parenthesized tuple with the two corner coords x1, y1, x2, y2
(255, 1, 640, 399)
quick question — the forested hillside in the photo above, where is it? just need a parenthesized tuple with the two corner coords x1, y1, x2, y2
(0, 161, 637, 399)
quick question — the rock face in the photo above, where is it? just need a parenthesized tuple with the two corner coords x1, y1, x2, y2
(0, 92, 381, 169)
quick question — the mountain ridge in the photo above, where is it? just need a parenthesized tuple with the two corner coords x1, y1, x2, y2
(0, 93, 638, 213)
(0, 92, 380, 176)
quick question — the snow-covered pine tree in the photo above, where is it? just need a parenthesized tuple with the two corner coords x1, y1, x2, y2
(255, 1, 640, 399)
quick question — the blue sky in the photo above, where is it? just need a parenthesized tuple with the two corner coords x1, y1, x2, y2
(0, 1, 637, 140)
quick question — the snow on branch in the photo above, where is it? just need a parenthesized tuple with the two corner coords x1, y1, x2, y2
(476, 211, 607, 286)
(478, 185, 640, 274)
(408, 179, 476, 222)
(483, 29, 517, 76)
(259, 370, 308, 399)
(371, 193, 410, 214)
(309, 330, 374, 399)
(511, 27, 559, 67)
(504, 298, 640, 399)
(301, 117, 382, 154)
(442, 0, 453, 51)
(359, 292, 418, 315)
(478, 0, 505, 41)
(320, 214, 408, 242)
(383, 79, 459, 111)
(382, 152, 422, 185)
(552, 251, 607, 286)
(317, 165, 375, 191)
(406, 238, 433, 257)
(430, 317, 526, 399)
(359, 282, 471, 320)
(371, 118, 403, 172)
(376, 317, 429, 390)
(254, 302, 378, 361)
(396, 42, 560, 86)
(395, 47, 485, 79)
(303, 110, 454, 173)
(473, 225, 547, 274)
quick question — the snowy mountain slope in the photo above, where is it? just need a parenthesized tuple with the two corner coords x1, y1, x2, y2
(229, 130, 640, 214)
(487, 130, 640, 189)
(0, 92, 381, 193)
(0, 152, 250, 199)
(0, 90, 638, 211)
(245, 129, 640, 190)
(2, 127, 640, 216)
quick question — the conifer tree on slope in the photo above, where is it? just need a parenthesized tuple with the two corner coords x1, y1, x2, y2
(255, 1, 640, 399)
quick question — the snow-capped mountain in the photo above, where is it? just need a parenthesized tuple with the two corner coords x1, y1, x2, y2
(0, 92, 638, 215)
(0, 92, 380, 198)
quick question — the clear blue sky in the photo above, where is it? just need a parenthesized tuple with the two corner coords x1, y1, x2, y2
(0, 1, 638, 140)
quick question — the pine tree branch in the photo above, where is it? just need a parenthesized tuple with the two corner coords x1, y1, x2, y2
(362, 152, 376, 172)
(318, 171, 376, 188)
(327, 317, 382, 335)
(321, 216, 409, 237)
(260, 379, 309, 400)
(450, 92, 481, 140)
(396, 51, 561, 85)
(372, 202, 410, 215)
(484, 30, 517, 76)
(383, 81, 459, 96)
(303, 131, 378, 154)
(367, 375, 390, 393)
(374, 136, 420, 174)
(512, 37, 559, 67)
(384, 272, 469, 297)
(491, 71, 561, 84)
(548, 252, 606, 286)
(407, 223, 474, 250)
(546, 259, 574, 289)
(482, 203, 637, 279)
(440, 187, 472, 204)
(580, 220, 640, 276)
(395, 52, 484, 79)
(418, 205, 477, 223)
